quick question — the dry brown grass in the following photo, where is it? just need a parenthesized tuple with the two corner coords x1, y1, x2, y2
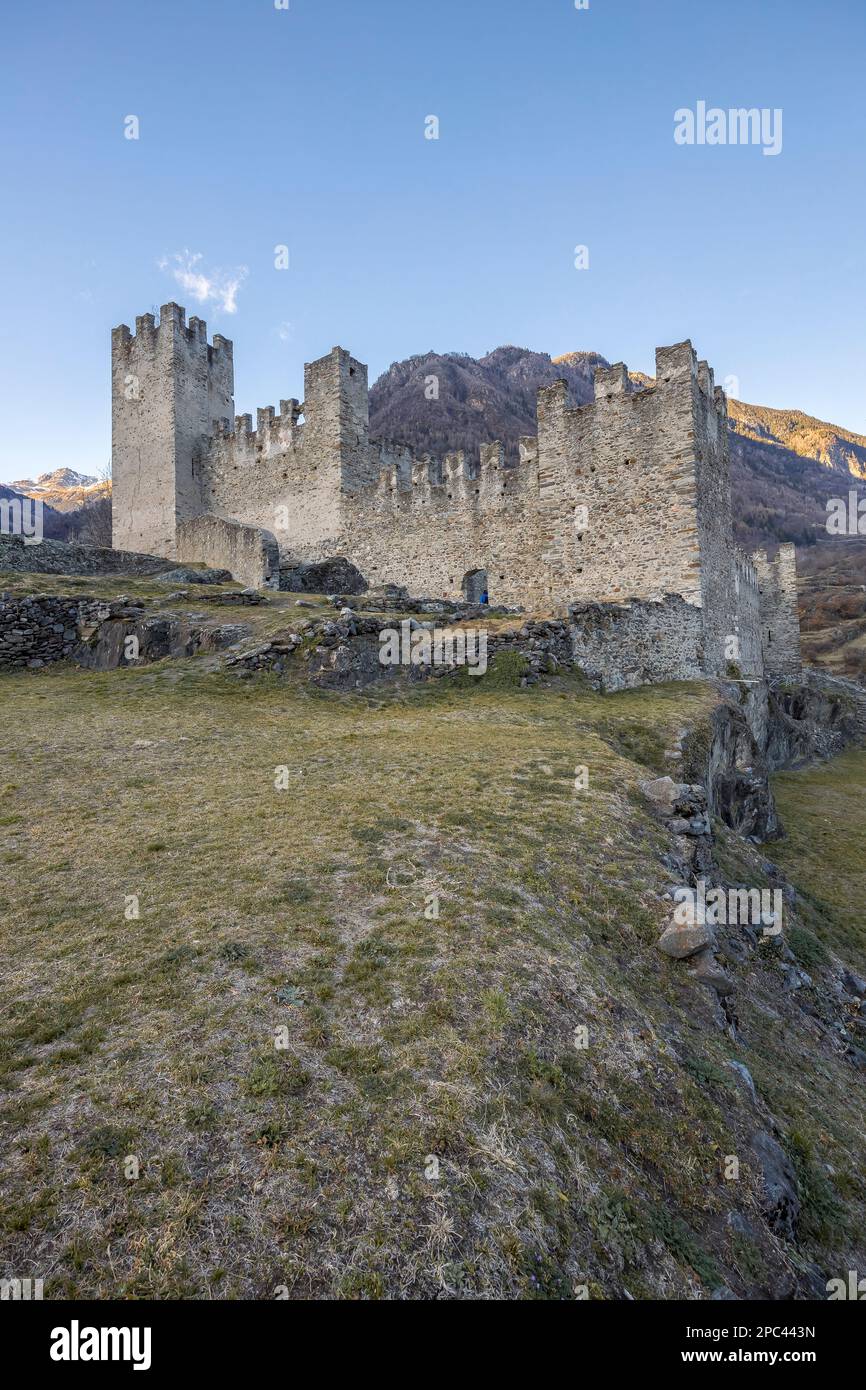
(0, 653, 864, 1299)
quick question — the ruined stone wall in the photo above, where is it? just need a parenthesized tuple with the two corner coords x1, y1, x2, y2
(535, 345, 705, 614)
(338, 439, 550, 609)
(754, 543, 802, 676)
(689, 355, 736, 676)
(111, 303, 233, 558)
(733, 550, 763, 677)
(176, 515, 280, 591)
(110, 307, 802, 684)
(197, 348, 368, 558)
(0, 593, 82, 668)
(568, 596, 704, 692)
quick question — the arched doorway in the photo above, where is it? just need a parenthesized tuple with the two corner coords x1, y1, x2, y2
(462, 568, 488, 604)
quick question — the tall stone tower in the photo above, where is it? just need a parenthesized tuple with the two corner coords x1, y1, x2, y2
(111, 303, 234, 557)
(301, 346, 377, 496)
(754, 543, 802, 675)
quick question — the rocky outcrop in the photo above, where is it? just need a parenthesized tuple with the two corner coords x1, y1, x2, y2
(750, 1130, 801, 1240)
(683, 671, 866, 846)
(700, 692, 782, 842)
(280, 557, 368, 595)
(649, 677, 866, 1005)
(0, 534, 171, 577)
(154, 566, 233, 585)
(75, 599, 248, 669)
(766, 669, 866, 766)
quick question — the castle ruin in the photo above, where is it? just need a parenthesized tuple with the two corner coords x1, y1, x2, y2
(111, 302, 801, 685)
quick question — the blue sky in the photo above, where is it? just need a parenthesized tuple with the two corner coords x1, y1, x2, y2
(1, 0, 864, 483)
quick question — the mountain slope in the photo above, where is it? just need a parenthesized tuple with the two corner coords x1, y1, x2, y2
(729, 401, 866, 481)
(369, 348, 603, 466)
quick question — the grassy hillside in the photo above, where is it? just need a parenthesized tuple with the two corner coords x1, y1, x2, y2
(768, 748, 866, 965)
(1, 654, 864, 1299)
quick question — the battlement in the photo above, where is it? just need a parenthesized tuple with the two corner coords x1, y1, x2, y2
(594, 363, 629, 400)
(112, 303, 234, 365)
(371, 435, 539, 511)
(655, 339, 697, 384)
(733, 547, 759, 592)
(210, 400, 305, 455)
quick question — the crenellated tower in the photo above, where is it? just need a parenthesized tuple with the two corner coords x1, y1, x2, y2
(111, 303, 234, 557)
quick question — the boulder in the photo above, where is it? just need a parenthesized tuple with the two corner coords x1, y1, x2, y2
(688, 948, 736, 995)
(280, 557, 368, 595)
(657, 922, 714, 959)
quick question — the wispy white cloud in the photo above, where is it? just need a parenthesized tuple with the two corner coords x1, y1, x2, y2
(275, 321, 293, 342)
(158, 250, 248, 314)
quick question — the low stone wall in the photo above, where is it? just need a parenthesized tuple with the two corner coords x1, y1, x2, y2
(176, 514, 280, 591)
(226, 611, 573, 689)
(568, 595, 704, 691)
(0, 591, 251, 671)
(0, 534, 170, 577)
(0, 592, 83, 668)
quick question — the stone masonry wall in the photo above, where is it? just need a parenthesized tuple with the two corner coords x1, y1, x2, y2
(112, 304, 234, 558)
(0, 593, 82, 668)
(176, 515, 280, 591)
(338, 440, 549, 609)
(535, 347, 704, 613)
(568, 596, 704, 692)
(689, 355, 737, 676)
(754, 543, 802, 676)
(197, 347, 372, 559)
(733, 550, 762, 677)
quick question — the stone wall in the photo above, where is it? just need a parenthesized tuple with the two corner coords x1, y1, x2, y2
(338, 442, 549, 609)
(537, 352, 705, 613)
(0, 591, 252, 671)
(568, 596, 704, 691)
(0, 592, 81, 668)
(176, 514, 279, 591)
(690, 356, 737, 676)
(754, 544, 802, 676)
(733, 550, 762, 677)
